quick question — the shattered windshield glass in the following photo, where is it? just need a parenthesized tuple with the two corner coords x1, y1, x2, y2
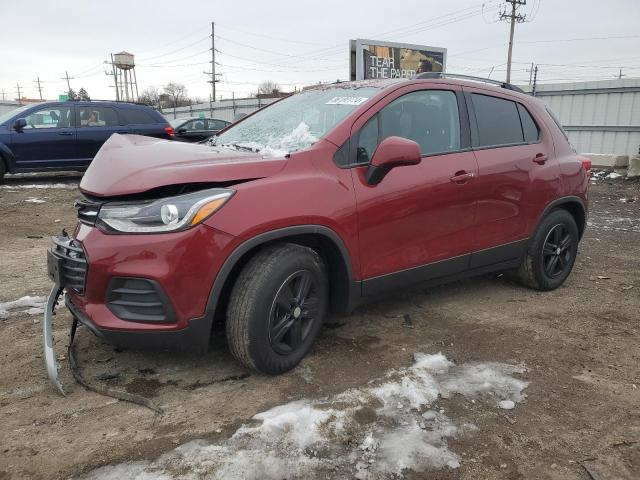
(211, 86, 380, 157)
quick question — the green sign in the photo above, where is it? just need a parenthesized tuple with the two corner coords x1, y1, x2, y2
(58, 94, 69, 101)
(199, 111, 205, 119)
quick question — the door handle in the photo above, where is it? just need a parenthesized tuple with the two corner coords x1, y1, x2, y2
(58, 131, 73, 136)
(533, 153, 548, 165)
(450, 171, 475, 184)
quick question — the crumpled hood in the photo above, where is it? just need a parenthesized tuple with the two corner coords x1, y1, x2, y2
(80, 134, 288, 197)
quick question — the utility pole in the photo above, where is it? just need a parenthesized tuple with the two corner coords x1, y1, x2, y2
(61, 70, 73, 93)
(528, 62, 534, 85)
(499, 0, 527, 84)
(617, 67, 626, 80)
(34, 76, 43, 100)
(212, 22, 216, 102)
(204, 22, 222, 102)
(532, 65, 538, 97)
(107, 54, 120, 101)
(1, 88, 5, 101)
(16, 83, 22, 104)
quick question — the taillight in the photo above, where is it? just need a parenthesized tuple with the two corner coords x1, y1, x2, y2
(164, 126, 174, 137)
(579, 156, 592, 172)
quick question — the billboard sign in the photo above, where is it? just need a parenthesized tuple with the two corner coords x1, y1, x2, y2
(350, 39, 446, 81)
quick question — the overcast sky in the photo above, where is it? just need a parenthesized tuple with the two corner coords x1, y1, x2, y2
(1, 0, 639, 102)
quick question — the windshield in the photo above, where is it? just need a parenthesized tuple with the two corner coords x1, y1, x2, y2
(212, 86, 380, 157)
(0, 104, 32, 125)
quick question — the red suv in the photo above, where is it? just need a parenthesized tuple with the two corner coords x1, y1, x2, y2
(47, 74, 589, 378)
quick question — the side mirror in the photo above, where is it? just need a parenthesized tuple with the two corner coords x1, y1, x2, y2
(176, 127, 187, 134)
(13, 118, 27, 131)
(365, 136, 422, 185)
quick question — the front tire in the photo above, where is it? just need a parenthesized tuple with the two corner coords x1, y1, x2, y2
(516, 209, 579, 291)
(226, 243, 328, 374)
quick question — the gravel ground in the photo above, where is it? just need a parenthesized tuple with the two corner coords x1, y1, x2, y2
(0, 172, 638, 479)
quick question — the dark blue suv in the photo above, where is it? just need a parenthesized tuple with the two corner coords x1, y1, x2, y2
(0, 101, 173, 182)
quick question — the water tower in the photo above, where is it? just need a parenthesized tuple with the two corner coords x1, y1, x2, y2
(111, 51, 139, 102)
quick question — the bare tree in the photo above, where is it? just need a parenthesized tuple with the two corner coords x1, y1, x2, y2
(163, 82, 189, 109)
(256, 80, 281, 96)
(138, 87, 162, 109)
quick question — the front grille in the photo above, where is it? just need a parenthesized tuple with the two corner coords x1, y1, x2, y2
(52, 237, 88, 294)
(74, 196, 102, 226)
(106, 277, 175, 323)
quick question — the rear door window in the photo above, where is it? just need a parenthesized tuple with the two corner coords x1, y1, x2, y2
(78, 106, 118, 127)
(471, 93, 524, 147)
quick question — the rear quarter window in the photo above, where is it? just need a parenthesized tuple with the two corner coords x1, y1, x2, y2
(119, 108, 160, 125)
(545, 106, 569, 141)
(517, 103, 540, 143)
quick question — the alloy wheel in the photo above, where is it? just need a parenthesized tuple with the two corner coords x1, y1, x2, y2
(268, 270, 320, 355)
(542, 224, 573, 278)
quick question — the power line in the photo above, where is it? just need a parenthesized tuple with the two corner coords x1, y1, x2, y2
(214, 34, 338, 62)
(135, 26, 210, 56)
(216, 23, 329, 47)
(137, 48, 210, 66)
(138, 35, 211, 62)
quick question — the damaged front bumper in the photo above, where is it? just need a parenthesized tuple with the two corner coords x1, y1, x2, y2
(43, 284, 65, 394)
(43, 235, 87, 394)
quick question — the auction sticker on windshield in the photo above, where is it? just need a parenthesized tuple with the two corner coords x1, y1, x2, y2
(325, 96, 369, 105)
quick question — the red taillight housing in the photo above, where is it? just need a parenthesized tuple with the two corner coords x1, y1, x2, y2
(579, 156, 592, 173)
(164, 126, 174, 137)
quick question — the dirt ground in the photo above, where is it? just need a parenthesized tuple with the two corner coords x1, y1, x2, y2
(0, 172, 638, 480)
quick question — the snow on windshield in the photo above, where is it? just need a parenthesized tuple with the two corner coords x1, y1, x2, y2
(226, 121, 318, 158)
(211, 86, 380, 158)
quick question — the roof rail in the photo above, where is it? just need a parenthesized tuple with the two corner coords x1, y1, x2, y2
(414, 72, 525, 94)
(64, 98, 151, 106)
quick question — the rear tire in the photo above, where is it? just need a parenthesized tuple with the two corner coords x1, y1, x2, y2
(516, 209, 579, 291)
(0, 159, 5, 184)
(226, 243, 328, 374)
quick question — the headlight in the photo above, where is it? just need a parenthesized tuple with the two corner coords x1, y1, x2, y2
(97, 188, 234, 233)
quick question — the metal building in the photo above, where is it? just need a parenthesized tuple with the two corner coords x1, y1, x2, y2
(520, 78, 640, 156)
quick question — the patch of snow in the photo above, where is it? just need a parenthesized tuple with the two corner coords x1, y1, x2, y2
(76, 353, 528, 480)
(498, 400, 515, 410)
(25, 197, 46, 203)
(606, 172, 622, 179)
(296, 364, 314, 384)
(0, 296, 47, 319)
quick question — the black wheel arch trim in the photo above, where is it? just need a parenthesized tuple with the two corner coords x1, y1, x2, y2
(0, 143, 16, 173)
(202, 225, 360, 337)
(535, 196, 587, 240)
